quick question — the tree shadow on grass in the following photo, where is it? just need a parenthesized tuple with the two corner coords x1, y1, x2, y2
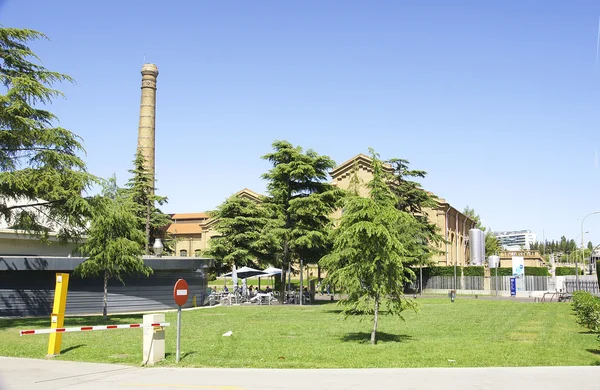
(341, 332, 413, 344)
(309, 299, 338, 306)
(61, 344, 85, 354)
(586, 348, 600, 355)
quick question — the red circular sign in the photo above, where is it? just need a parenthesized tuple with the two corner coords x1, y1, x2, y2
(173, 279, 189, 306)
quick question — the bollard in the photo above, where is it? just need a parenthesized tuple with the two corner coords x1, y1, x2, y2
(142, 313, 165, 365)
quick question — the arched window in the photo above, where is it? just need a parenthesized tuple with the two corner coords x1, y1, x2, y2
(194, 249, 201, 257)
(179, 250, 188, 257)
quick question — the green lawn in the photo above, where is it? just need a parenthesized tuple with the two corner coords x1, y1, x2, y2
(1, 299, 598, 368)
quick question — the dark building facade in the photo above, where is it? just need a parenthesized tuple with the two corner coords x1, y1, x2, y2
(0, 256, 212, 317)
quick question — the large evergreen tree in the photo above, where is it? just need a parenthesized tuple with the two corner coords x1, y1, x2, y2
(74, 177, 151, 319)
(321, 150, 419, 345)
(123, 152, 170, 254)
(261, 140, 341, 301)
(0, 27, 96, 240)
(205, 193, 276, 274)
(386, 158, 444, 267)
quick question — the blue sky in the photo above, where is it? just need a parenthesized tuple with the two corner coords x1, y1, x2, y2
(2, 0, 600, 246)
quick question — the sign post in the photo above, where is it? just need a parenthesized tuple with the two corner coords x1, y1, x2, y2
(510, 277, 516, 297)
(173, 279, 188, 363)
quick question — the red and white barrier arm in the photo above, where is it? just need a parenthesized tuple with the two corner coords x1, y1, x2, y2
(20, 322, 170, 336)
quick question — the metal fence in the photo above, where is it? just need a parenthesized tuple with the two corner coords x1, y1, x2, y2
(422, 276, 484, 290)
(421, 275, 553, 292)
(563, 276, 599, 294)
(463, 276, 484, 290)
(489, 276, 548, 291)
(422, 276, 460, 290)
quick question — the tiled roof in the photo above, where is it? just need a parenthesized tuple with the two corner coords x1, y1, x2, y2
(166, 223, 203, 235)
(170, 212, 210, 220)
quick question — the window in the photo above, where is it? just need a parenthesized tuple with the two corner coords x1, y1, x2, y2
(194, 249, 201, 257)
(179, 250, 188, 257)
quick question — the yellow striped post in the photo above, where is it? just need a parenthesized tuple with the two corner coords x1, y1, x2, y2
(47, 273, 69, 357)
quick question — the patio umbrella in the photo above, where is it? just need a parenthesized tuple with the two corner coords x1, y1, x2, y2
(258, 267, 282, 289)
(262, 267, 282, 276)
(223, 266, 267, 279)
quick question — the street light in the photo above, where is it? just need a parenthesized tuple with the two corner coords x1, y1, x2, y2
(153, 238, 164, 258)
(580, 211, 600, 290)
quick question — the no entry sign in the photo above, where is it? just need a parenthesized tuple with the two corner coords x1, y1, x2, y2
(173, 279, 189, 306)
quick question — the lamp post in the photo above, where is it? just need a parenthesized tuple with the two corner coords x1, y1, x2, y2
(153, 238, 164, 258)
(580, 212, 600, 290)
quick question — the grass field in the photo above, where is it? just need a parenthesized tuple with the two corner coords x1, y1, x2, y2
(1, 298, 598, 368)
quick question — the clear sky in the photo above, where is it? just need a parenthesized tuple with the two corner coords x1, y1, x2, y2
(2, 0, 600, 246)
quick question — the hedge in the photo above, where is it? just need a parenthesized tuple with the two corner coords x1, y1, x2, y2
(493, 268, 513, 276)
(419, 266, 550, 277)
(463, 266, 484, 276)
(524, 267, 550, 276)
(555, 267, 583, 276)
(491, 267, 549, 276)
(422, 266, 458, 277)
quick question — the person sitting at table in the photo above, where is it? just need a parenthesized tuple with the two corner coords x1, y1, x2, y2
(223, 286, 229, 293)
(265, 286, 272, 293)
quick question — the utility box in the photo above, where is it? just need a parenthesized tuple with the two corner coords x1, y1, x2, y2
(143, 313, 165, 365)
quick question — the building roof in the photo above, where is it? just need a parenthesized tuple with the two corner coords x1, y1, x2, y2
(0, 256, 213, 271)
(166, 223, 203, 235)
(330, 153, 394, 179)
(330, 153, 474, 224)
(236, 188, 263, 202)
(170, 212, 210, 220)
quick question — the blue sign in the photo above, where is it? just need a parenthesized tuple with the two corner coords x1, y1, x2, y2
(510, 277, 516, 296)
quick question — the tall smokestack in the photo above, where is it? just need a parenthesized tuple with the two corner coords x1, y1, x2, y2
(137, 63, 159, 191)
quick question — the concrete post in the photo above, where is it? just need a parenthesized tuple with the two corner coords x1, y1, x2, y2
(484, 266, 491, 291)
(137, 63, 159, 192)
(142, 313, 165, 365)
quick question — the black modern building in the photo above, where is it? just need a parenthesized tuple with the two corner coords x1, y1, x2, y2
(0, 256, 212, 317)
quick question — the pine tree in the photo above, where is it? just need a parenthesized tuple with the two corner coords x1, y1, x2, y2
(0, 27, 96, 241)
(123, 152, 170, 254)
(321, 149, 419, 345)
(205, 194, 276, 273)
(261, 140, 341, 301)
(74, 177, 151, 320)
(386, 158, 444, 265)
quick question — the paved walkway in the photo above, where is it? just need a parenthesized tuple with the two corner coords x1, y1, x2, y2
(0, 357, 598, 390)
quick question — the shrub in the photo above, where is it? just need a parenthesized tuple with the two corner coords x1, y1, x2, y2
(572, 291, 600, 333)
(555, 267, 583, 276)
(463, 266, 484, 276)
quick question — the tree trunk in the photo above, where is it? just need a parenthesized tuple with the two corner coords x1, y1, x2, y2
(103, 272, 109, 321)
(370, 294, 380, 345)
(279, 240, 288, 303)
(145, 200, 151, 255)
